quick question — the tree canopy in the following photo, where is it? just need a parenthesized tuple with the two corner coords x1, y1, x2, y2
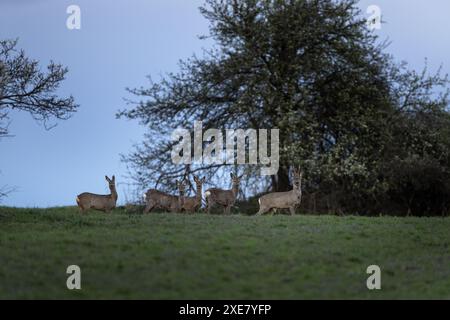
(0, 39, 79, 202)
(119, 0, 450, 216)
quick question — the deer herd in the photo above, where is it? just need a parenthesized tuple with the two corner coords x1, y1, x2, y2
(76, 168, 303, 216)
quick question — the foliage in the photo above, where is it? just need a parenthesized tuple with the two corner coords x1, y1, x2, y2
(118, 0, 450, 215)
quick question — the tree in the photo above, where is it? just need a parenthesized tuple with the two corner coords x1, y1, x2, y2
(0, 39, 78, 138)
(0, 39, 79, 202)
(119, 0, 449, 215)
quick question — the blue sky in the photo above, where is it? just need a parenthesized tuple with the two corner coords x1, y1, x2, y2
(0, 0, 449, 207)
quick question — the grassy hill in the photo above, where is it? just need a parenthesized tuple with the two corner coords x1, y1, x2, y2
(0, 206, 449, 299)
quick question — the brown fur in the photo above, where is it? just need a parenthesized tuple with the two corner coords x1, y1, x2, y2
(205, 173, 241, 214)
(256, 167, 302, 216)
(143, 180, 185, 213)
(76, 175, 118, 213)
(180, 176, 205, 213)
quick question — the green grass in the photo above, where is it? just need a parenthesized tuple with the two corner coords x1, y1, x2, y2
(0, 206, 449, 299)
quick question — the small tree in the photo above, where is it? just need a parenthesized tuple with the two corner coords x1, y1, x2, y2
(119, 0, 450, 215)
(0, 39, 78, 138)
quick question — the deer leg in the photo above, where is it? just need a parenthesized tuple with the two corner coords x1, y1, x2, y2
(289, 206, 295, 216)
(256, 206, 269, 216)
(170, 205, 178, 213)
(78, 204, 87, 214)
(206, 199, 212, 214)
(224, 205, 231, 215)
(143, 202, 155, 214)
(76, 198, 84, 214)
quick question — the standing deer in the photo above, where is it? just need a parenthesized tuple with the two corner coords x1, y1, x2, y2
(76, 175, 118, 213)
(256, 167, 303, 216)
(181, 175, 206, 213)
(204, 173, 241, 214)
(143, 180, 186, 214)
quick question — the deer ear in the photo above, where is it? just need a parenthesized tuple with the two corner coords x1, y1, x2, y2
(230, 173, 234, 179)
(105, 175, 110, 182)
(201, 177, 206, 183)
(112, 175, 115, 182)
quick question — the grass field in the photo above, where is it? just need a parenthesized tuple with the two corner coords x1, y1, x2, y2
(0, 206, 449, 299)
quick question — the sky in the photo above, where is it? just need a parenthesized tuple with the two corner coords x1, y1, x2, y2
(0, 0, 449, 207)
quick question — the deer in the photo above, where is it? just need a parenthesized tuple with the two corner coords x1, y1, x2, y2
(76, 175, 118, 213)
(180, 175, 206, 213)
(143, 180, 186, 214)
(204, 173, 241, 215)
(256, 167, 303, 216)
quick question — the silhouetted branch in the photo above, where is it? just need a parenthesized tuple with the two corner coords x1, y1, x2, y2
(0, 39, 79, 137)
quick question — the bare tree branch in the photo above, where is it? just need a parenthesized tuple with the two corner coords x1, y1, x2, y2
(0, 39, 79, 138)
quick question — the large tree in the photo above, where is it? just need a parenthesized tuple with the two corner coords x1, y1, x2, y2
(119, 0, 450, 215)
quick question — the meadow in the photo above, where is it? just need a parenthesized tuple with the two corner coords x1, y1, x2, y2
(0, 206, 449, 299)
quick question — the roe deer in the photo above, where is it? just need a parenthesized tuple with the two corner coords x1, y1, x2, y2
(180, 175, 206, 213)
(76, 175, 118, 213)
(256, 167, 302, 216)
(143, 180, 186, 214)
(205, 173, 241, 214)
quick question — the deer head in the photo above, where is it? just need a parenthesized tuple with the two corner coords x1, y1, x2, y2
(193, 175, 206, 188)
(292, 167, 302, 191)
(105, 175, 117, 199)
